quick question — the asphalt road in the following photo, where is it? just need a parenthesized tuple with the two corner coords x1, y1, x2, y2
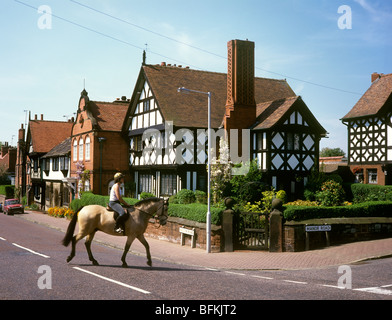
(1, 212, 391, 315)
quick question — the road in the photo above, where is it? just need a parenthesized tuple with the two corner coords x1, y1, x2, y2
(1, 212, 391, 314)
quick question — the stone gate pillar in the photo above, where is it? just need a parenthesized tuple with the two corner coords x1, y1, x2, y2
(269, 198, 284, 252)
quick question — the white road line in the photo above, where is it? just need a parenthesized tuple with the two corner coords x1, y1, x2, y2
(321, 284, 346, 289)
(0, 237, 6, 241)
(204, 268, 219, 271)
(225, 271, 246, 276)
(251, 275, 274, 280)
(283, 280, 308, 285)
(354, 287, 392, 296)
(73, 267, 151, 295)
(381, 284, 392, 288)
(12, 243, 50, 258)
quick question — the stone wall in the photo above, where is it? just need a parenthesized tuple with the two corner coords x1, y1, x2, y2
(144, 216, 224, 253)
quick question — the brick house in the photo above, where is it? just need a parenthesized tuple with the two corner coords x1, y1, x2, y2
(69, 90, 130, 198)
(23, 114, 73, 208)
(341, 72, 392, 185)
(0, 142, 16, 184)
(124, 39, 327, 199)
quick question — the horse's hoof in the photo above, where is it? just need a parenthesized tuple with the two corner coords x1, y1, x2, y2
(66, 256, 73, 263)
(122, 262, 128, 268)
(92, 260, 99, 266)
(147, 260, 152, 267)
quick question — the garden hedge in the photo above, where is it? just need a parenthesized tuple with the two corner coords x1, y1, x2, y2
(0, 185, 14, 198)
(351, 183, 392, 203)
(70, 192, 223, 225)
(283, 201, 392, 221)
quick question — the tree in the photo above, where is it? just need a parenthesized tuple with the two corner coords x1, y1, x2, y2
(320, 147, 345, 157)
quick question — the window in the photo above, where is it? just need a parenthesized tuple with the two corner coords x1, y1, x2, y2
(43, 159, 50, 171)
(73, 140, 78, 161)
(85, 136, 91, 160)
(161, 174, 177, 196)
(79, 138, 84, 161)
(139, 174, 152, 193)
(287, 133, 300, 151)
(143, 99, 150, 112)
(130, 135, 143, 152)
(368, 169, 378, 184)
(60, 156, 69, 171)
(52, 158, 59, 171)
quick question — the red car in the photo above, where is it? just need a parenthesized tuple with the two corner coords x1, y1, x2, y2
(3, 199, 24, 215)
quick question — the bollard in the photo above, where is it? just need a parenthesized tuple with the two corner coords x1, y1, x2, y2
(269, 198, 284, 252)
(222, 197, 235, 252)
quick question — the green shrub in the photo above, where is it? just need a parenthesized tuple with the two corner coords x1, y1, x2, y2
(70, 198, 83, 212)
(316, 180, 345, 206)
(351, 183, 392, 203)
(0, 185, 14, 198)
(140, 192, 155, 199)
(70, 192, 138, 211)
(168, 203, 223, 225)
(176, 189, 196, 204)
(194, 190, 207, 204)
(284, 201, 392, 221)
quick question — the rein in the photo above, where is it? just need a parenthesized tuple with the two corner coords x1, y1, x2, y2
(134, 201, 167, 227)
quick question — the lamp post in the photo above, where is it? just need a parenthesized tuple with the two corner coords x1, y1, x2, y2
(177, 87, 212, 253)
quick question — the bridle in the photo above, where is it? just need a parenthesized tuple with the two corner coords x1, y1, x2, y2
(135, 199, 168, 226)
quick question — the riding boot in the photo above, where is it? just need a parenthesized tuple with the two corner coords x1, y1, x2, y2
(114, 214, 126, 234)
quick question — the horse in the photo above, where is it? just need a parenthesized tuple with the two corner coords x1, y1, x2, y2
(62, 197, 168, 268)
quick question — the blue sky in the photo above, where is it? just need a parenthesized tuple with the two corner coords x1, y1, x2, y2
(1, 0, 391, 154)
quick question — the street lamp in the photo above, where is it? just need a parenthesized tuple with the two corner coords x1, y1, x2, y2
(177, 87, 212, 253)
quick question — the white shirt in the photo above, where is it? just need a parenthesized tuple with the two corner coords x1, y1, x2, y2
(109, 184, 122, 202)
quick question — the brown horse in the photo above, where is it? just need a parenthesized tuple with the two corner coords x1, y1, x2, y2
(62, 198, 168, 268)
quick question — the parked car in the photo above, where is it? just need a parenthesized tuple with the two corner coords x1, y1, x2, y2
(3, 199, 24, 215)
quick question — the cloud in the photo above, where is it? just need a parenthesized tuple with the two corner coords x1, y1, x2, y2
(354, 0, 392, 21)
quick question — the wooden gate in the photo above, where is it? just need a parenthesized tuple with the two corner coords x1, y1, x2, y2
(234, 212, 269, 250)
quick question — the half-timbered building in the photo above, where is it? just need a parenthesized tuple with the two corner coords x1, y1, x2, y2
(124, 39, 327, 199)
(342, 72, 392, 185)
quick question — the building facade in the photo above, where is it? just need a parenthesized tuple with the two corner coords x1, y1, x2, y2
(342, 72, 392, 185)
(70, 90, 130, 198)
(124, 39, 327, 199)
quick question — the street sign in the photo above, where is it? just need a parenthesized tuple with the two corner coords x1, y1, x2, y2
(305, 225, 331, 232)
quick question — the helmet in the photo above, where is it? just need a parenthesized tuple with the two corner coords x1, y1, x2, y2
(114, 172, 124, 180)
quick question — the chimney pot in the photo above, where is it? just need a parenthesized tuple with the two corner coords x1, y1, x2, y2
(121, 96, 127, 101)
(41, 114, 43, 120)
(34, 114, 38, 120)
(161, 62, 166, 67)
(371, 72, 380, 83)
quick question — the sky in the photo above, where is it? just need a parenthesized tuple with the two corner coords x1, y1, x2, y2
(1, 0, 391, 154)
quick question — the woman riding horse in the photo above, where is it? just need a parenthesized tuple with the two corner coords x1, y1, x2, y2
(109, 172, 129, 234)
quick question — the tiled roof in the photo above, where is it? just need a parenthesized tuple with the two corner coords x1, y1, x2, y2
(88, 101, 129, 131)
(252, 96, 327, 134)
(29, 120, 73, 154)
(42, 137, 71, 158)
(143, 64, 296, 128)
(342, 73, 392, 120)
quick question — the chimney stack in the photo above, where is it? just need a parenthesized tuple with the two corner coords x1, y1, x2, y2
(224, 39, 257, 132)
(371, 72, 380, 83)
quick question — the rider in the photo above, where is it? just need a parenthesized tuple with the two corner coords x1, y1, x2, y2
(109, 172, 129, 234)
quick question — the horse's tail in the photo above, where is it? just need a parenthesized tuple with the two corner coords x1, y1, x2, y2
(62, 207, 83, 247)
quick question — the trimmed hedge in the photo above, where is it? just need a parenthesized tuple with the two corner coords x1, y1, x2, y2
(0, 185, 14, 198)
(69, 192, 223, 225)
(168, 203, 223, 225)
(284, 201, 392, 221)
(351, 183, 392, 203)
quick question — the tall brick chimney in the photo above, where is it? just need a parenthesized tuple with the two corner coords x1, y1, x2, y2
(224, 39, 256, 155)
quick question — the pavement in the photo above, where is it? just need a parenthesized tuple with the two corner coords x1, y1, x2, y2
(16, 211, 392, 270)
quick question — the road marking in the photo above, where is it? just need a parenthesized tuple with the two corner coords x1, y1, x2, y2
(321, 284, 346, 289)
(0, 237, 6, 241)
(283, 280, 308, 285)
(204, 268, 219, 271)
(354, 287, 392, 296)
(73, 267, 151, 295)
(12, 243, 50, 258)
(225, 271, 245, 276)
(381, 284, 392, 288)
(251, 275, 274, 280)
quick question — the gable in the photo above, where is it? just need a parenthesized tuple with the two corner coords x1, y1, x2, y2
(124, 64, 296, 131)
(252, 96, 327, 135)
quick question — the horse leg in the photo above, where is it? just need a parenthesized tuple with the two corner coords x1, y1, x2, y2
(85, 231, 99, 266)
(121, 235, 135, 268)
(137, 234, 152, 267)
(66, 233, 84, 263)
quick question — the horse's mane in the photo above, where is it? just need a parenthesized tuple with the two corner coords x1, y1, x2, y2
(134, 197, 161, 207)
